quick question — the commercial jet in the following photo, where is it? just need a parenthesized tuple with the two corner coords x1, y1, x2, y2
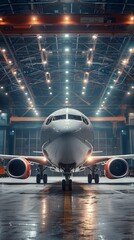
(0, 108, 134, 190)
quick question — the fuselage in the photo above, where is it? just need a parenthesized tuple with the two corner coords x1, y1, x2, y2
(41, 108, 94, 172)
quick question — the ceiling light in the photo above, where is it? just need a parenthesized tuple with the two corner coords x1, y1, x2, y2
(13, 71, 17, 75)
(92, 34, 97, 40)
(20, 86, 25, 90)
(104, 97, 107, 100)
(42, 48, 46, 52)
(101, 104, 104, 107)
(66, 97, 68, 100)
(5, 92, 8, 96)
(66, 92, 69, 95)
(35, 112, 39, 116)
(0, 86, 4, 89)
(65, 86, 69, 89)
(87, 60, 92, 65)
(43, 60, 47, 64)
(1, 49, 6, 52)
(50, 92, 52, 95)
(65, 100, 68, 104)
(65, 60, 69, 64)
(122, 59, 128, 65)
(18, 79, 21, 83)
(0, 18, 3, 21)
(131, 86, 134, 89)
(130, 16, 134, 21)
(102, 101, 105, 103)
(65, 34, 69, 38)
(32, 17, 37, 21)
(110, 85, 114, 89)
(8, 60, 12, 64)
(25, 92, 28, 95)
(107, 92, 110, 95)
(65, 16, 69, 21)
(37, 35, 42, 39)
(65, 71, 69, 74)
(28, 98, 31, 101)
(129, 48, 134, 53)
(83, 86, 86, 89)
(48, 87, 51, 89)
(65, 79, 69, 82)
(46, 79, 51, 83)
(89, 48, 93, 51)
(118, 70, 121, 75)
(96, 112, 99, 115)
(65, 48, 70, 52)
(127, 92, 131, 95)
(83, 79, 88, 84)
(82, 92, 85, 95)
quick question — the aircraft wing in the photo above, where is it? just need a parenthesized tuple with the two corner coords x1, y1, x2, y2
(0, 154, 50, 165)
(84, 154, 134, 166)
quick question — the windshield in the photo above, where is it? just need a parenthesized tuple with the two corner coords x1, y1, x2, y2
(68, 114, 82, 121)
(53, 114, 66, 121)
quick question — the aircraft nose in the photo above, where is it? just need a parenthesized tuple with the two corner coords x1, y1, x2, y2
(52, 120, 83, 133)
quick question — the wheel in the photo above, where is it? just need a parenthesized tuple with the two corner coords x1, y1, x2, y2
(69, 179, 72, 191)
(88, 174, 92, 184)
(94, 174, 99, 184)
(62, 179, 66, 191)
(36, 174, 41, 184)
(43, 174, 47, 184)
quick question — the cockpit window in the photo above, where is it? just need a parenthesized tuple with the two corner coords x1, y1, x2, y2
(82, 116, 89, 125)
(68, 114, 82, 121)
(46, 116, 53, 125)
(53, 114, 66, 121)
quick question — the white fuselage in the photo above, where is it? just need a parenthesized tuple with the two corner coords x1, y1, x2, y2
(41, 108, 94, 172)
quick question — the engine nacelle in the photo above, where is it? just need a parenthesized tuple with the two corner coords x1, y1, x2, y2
(104, 158, 129, 179)
(7, 158, 31, 179)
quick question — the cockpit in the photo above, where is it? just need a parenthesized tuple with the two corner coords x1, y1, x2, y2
(46, 114, 89, 125)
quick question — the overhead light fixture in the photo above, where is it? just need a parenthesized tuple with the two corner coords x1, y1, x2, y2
(83, 86, 86, 89)
(65, 60, 69, 64)
(66, 92, 69, 95)
(107, 92, 110, 95)
(122, 59, 128, 66)
(50, 92, 52, 95)
(8, 60, 12, 64)
(92, 34, 97, 40)
(25, 92, 28, 95)
(37, 35, 42, 39)
(110, 85, 114, 89)
(65, 79, 69, 82)
(127, 92, 131, 95)
(65, 71, 69, 74)
(65, 86, 69, 89)
(65, 48, 70, 52)
(129, 48, 134, 53)
(43, 60, 47, 64)
(48, 87, 51, 89)
(20, 86, 25, 90)
(46, 79, 51, 83)
(42, 48, 46, 52)
(89, 48, 93, 51)
(65, 16, 69, 21)
(5, 92, 8, 96)
(82, 92, 85, 95)
(87, 60, 92, 65)
(83, 79, 88, 84)
(130, 16, 134, 21)
(104, 97, 107, 100)
(1, 49, 6, 52)
(0, 18, 3, 21)
(0, 86, 4, 89)
(32, 17, 37, 21)
(66, 97, 68, 100)
(131, 86, 134, 89)
(65, 34, 69, 38)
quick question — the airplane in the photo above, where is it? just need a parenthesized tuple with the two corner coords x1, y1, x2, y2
(0, 108, 134, 191)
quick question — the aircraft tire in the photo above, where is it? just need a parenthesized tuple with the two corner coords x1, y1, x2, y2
(62, 179, 66, 191)
(94, 174, 99, 184)
(43, 174, 47, 184)
(36, 174, 41, 184)
(69, 179, 72, 191)
(88, 174, 92, 184)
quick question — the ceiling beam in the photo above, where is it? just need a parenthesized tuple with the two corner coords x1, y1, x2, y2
(0, 14, 133, 35)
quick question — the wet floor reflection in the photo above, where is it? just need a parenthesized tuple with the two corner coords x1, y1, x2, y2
(0, 180, 134, 239)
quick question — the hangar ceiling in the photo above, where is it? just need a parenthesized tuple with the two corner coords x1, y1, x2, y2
(0, 0, 134, 117)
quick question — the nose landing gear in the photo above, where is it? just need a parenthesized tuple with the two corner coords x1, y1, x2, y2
(62, 172, 72, 191)
(36, 165, 48, 184)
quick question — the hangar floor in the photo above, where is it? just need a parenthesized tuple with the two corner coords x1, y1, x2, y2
(0, 177, 134, 240)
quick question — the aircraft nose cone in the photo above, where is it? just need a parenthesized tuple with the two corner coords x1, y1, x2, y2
(52, 120, 82, 133)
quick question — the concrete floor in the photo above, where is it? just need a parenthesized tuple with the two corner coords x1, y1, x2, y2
(0, 177, 134, 240)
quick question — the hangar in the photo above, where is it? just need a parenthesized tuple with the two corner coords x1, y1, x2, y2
(0, 1, 134, 239)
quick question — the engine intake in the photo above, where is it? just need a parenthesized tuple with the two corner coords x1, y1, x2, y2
(7, 158, 31, 179)
(104, 158, 129, 179)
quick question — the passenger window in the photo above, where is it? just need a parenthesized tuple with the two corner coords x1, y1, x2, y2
(82, 116, 89, 125)
(46, 116, 53, 125)
(53, 115, 66, 121)
(68, 114, 82, 121)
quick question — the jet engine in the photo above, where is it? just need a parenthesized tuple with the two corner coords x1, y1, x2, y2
(104, 158, 129, 179)
(7, 158, 31, 179)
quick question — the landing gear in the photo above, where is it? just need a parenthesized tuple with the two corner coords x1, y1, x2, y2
(88, 165, 100, 184)
(62, 179, 66, 191)
(88, 173, 92, 184)
(36, 165, 47, 184)
(36, 174, 41, 184)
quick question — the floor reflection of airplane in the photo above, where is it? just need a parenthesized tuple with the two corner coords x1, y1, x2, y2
(0, 108, 134, 190)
